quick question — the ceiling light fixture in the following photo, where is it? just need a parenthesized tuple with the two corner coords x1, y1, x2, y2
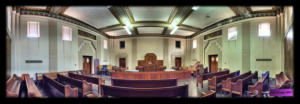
(170, 26, 179, 35)
(123, 26, 132, 35)
(192, 6, 199, 10)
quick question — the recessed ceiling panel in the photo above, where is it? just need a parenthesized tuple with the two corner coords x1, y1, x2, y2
(105, 29, 129, 36)
(24, 6, 47, 9)
(64, 6, 120, 28)
(182, 6, 235, 29)
(251, 6, 273, 11)
(137, 27, 164, 34)
(129, 6, 174, 22)
(173, 29, 195, 36)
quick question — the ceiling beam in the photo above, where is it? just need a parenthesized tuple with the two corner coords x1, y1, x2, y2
(49, 6, 69, 14)
(229, 6, 251, 16)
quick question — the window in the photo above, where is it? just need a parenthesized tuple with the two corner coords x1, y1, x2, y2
(258, 23, 271, 37)
(62, 26, 72, 41)
(176, 41, 181, 48)
(287, 27, 293, 39)
(228, 27, 237, 40)
(193, 40, 197, 49)
(7, 7, 11, 31)
(103, 39, 108, 49)
(27, 21, 40, 38)
(120, 41, 125, 49)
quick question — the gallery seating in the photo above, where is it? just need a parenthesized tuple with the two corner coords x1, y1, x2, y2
(68, 72, 105, 94)
(6, 74, 21, 97)
(101, 84, 189, 98)
(42, 74, 78, 97)
(111, 78, 177, 88)
(231, 71, 258, 96)
(200, 90, 216, 98)
(196, 69, 230, 88)
(56, 74, 93, 97)
(24, 74, 42, 97)
(111, 71, 191, 80)
(247, 71, 269, 97)
(208, 70, 240, 91)
(275, 72, 291, 89)
(221, 71, 251, 94)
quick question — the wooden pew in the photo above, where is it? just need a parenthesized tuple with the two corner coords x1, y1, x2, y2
(23, 74, 42, 98)
(248, 71, 269, 97)
(196, 70, 230, 88)
(275, 72, 291, 89)
(221, 71, 251, 94)
(36, 71, 69, 81)
(6, 74, 21, 97)
(111, 78, 177, 88)
(101, 84, 189, 98)
(231, 71, 258, 96)
(42, 75, 78, 97)
(200, 90, 216, 98)
(68, 72, 105, 94)
(56, 74, 93, 97)
(208, 70, 240, 91)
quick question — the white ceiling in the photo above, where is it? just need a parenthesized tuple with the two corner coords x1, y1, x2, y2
(137, 27, 164, 34)
(129, 6, 174, 22)
(182, 6, 236, 29)
(105, 29, 129, 36)
(64, 6, 120, 28)
(24, 6, 47, 9)
(173, 29, 195, 36)
(251, 6, 273, 11)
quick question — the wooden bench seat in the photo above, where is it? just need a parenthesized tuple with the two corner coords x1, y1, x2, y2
(208, 70, 240, 91)
(24, 74, 42, 98)
(248, 71, 269, 97)
(200, 90, 216, 98)
(197, 69, 230, 88)
(221, 71, 251, 94)
(6, 74, 21, 97)
(231, 71, 258, 96)
(111, 78, 177, 88)
(56, 74, 93, 97)
(101, 84, 188, 98)
(275, 72, 291, 89)
(42, 75, 78, 97)
(68, 72, 105, 94)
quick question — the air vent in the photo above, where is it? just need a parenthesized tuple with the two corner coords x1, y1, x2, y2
(25, 60, 43, 63)
(256, 59, 272, 61)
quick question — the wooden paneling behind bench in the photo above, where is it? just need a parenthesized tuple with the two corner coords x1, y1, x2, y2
(56, 74, 93, 97)
(68, 72, 105, 94)
(111, 78, 177, 88)
(42, 75, 78, 97)
(111, 71, 191, 80)
(6, 74, 21, 97)
(197, 70, 230, 88)
(101, 84, 188, 98)
(24, 74, 42, 97)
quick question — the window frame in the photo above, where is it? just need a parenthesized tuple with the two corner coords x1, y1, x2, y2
(258, 22, 271, 37)
(62, 26, 72, 41)
(228, 26, 238, 40)
(175, 40, 181, 48)
(193, 39, 197, 49)
(27, 21, 40, 38)
(120, 40, 125, 49)
(103, 39, 108, 49)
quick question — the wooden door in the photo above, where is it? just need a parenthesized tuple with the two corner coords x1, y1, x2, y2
(119, 58, 126, 68)
(83, 56, 92, 74)
(209, 55, 218, 73)
(175, 57, 182, 67)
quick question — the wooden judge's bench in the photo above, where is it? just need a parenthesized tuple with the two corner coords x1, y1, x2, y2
(136, 53, 166, 72)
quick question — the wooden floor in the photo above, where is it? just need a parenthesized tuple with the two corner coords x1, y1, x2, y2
(36, 74, 277, 98)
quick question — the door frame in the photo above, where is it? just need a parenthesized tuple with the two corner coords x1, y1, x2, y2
(83, 56, 92, 74)
(208, 54, 218, 73)
(175, 57, 182, 67)
(119, 58, 126, 68)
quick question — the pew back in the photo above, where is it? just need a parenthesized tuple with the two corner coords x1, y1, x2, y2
(6, 74, 21, 97)
(24, 74, 42, 97)
(57, 74, 93, 97)
(43, 75, 78, 97)
(101, 84, 188, 98)
(111, 78, 177, 88)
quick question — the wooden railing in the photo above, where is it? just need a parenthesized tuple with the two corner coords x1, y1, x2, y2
(111, 71, 191, 80)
